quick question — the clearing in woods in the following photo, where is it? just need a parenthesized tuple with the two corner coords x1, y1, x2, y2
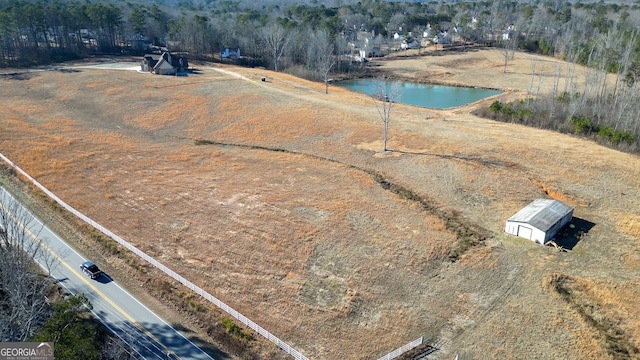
(1, 48, 639, 360)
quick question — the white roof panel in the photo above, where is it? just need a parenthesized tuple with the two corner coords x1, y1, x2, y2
(507, 199, 573, 232)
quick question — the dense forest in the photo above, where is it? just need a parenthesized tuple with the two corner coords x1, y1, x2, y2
(1, 0, 639, 151)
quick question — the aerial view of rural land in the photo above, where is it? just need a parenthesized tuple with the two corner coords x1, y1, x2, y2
(1, 0, 640, 359)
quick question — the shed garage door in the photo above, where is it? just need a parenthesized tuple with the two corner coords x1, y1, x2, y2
(518, 225, 533, 240)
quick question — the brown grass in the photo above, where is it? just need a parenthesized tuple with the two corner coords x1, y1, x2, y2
(544, 273, 640, 359)
(1, 49, 640, 360)
(615, 214, 640, 238)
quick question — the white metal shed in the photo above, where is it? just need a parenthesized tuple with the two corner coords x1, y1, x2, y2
(505, 199, 574, 244)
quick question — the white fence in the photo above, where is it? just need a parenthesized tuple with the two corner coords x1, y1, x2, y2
(377, 336, 423, 360)
(0, 153, 309, 360)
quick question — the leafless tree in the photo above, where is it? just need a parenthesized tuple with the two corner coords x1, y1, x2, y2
(527, 58, 540, 97)
(260, 22, 293, 72)
(495, 2, 519, 73)
(489, 0, 506, 43)
(335, 34, 351, 73)
(552, 62, 561, 97)
(563, 48, 579, 96)
(0, 188, 55, 341)
(308, 30, 336, 94)
(608, 29, 637, 133)
(387, 13, 406, 35)
(500, 35, 516, 73)
(100, 335, 143, 360)
(612, 28, 636, 98)
(372, 77, 402, 152)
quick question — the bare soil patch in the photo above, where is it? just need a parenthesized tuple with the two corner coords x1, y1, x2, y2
(1, 49, 639, 359)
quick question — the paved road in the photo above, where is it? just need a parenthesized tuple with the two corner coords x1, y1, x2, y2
(0, 187, 215, 360)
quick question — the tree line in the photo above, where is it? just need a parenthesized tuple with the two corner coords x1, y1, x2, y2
(2, 0, 639, 75)
(473, 0, 640, 153)
(476, 19, 640, 153)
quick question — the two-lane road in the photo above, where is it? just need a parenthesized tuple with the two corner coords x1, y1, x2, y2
(0, 187, 215, 360)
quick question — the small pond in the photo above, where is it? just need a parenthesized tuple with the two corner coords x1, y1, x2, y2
(336, 79, 501, 109)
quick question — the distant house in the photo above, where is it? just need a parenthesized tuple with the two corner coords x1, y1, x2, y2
(141, 51, 188, 75)
(422, 24, 432, 38)
(401, 39, 420, 50)
(502, 24, 516, 40)
(220, 48, 240, 59)
(435, 30, 452, 45)
(355, 50, 368, 62)
(353, 41, 381, 61)
(505, 199, 574, 244)
(359, 44, 381, 58)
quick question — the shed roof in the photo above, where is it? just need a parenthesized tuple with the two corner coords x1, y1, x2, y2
(507, 199, 573, 232)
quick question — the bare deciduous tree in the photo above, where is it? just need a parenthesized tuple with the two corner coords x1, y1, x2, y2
(308, 30, 336, 94)
(260, 22, 292, 72)
(0, 187, 55, 342)
(101, 336, 143, 360)
(500, 37, 515, 73)
(372, 78, 402, 152)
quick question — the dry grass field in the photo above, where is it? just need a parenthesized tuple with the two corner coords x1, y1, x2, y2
(1, 48, 639, 360)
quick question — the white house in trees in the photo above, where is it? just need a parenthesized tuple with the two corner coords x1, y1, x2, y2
(221, 48, 240, 59)
(505, 199, 574, 244)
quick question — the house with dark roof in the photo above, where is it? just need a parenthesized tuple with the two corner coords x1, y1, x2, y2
(141, 51, 188, 75)
(504, 199, 574, 244)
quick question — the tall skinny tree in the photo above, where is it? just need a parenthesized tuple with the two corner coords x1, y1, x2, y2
(308, 29, 336, 94)
(372, 78, 402, 152)
(261, 22, 292, 72)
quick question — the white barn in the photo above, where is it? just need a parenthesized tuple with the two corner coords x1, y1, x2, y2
(505, 199, 573, 244)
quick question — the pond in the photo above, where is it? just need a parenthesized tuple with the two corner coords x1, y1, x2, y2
(336, 79, 501, 109)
